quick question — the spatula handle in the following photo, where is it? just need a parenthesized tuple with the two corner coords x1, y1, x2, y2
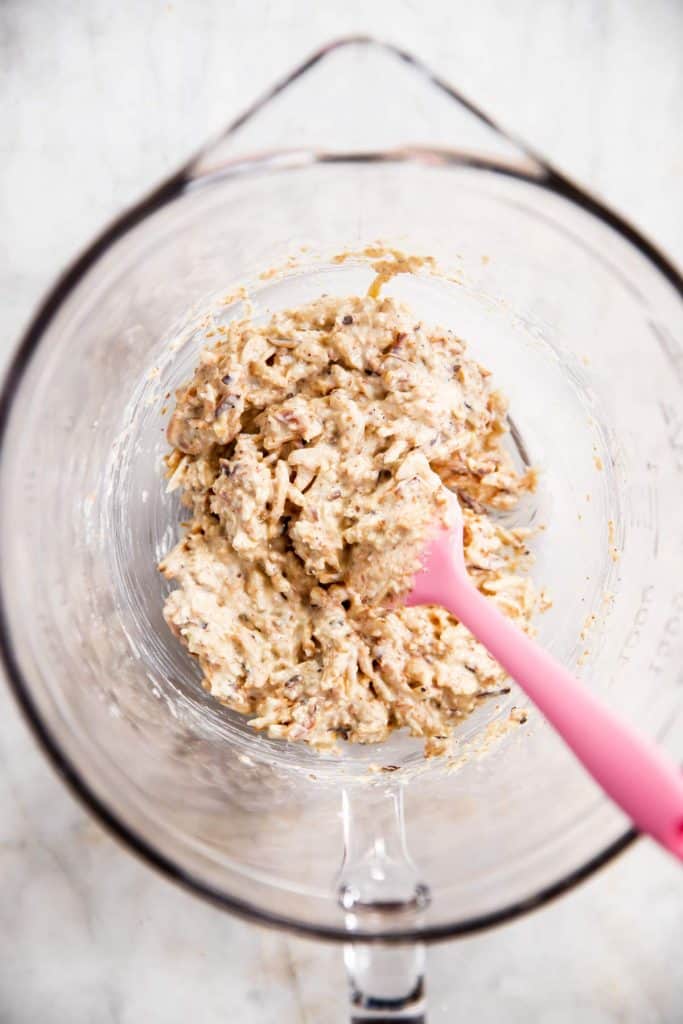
(444, 575, 683, 861)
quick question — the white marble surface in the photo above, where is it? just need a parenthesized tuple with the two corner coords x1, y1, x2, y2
(1, 1, 682, 1020)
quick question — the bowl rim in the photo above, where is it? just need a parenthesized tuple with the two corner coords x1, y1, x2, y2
(2, 36, 681, 942)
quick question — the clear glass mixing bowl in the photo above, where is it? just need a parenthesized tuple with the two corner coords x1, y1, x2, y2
(1, 38, 682, 1020)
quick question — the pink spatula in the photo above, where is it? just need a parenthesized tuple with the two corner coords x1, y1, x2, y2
(406, 491, 683, 861)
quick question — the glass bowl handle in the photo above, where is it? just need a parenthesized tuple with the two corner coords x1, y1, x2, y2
(345, 942, 426, 1023)
(339, 786, 430, 1020)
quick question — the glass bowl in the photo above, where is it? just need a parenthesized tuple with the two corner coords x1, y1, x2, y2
(1, 37, 682, 1018)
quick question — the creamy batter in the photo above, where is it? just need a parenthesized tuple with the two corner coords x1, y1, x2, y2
(159, 294, 537, 756)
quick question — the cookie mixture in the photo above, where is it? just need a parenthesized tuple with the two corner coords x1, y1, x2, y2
(159, 294, 537, 756)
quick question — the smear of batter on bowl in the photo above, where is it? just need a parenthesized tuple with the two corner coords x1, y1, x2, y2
(159, 292, 538, 756)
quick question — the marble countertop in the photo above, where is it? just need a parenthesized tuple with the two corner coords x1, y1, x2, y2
(1, 2, 682, 1020)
